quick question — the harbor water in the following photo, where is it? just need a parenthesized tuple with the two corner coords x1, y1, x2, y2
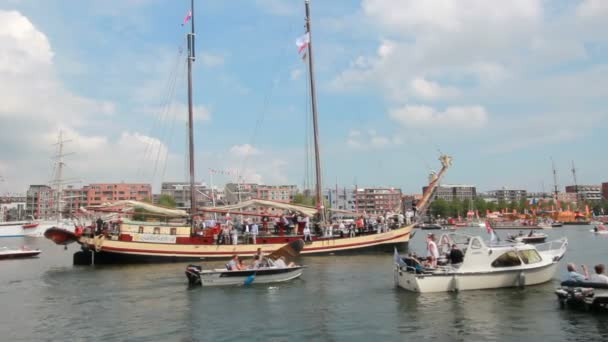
(1, 225, 607, 341)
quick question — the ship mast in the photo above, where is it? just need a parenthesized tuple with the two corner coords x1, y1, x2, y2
(571, 160, 579, 206)
(304, 0, 325, 223)
(186, 0, 197, 230)
(551, 157, 559, 208)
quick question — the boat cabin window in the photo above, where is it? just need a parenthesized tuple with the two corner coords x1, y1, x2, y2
(138, 226, 144, 234)
(491, 251, 522, 268)
(517, 249, 542, 264)
(170, 228, 177, 235)
(153, 227, 160, 235)
(470, 237, 482, 249)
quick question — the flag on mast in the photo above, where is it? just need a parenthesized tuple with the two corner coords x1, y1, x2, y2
(296, 32, 310, 54)
(182, 10, 192, 26)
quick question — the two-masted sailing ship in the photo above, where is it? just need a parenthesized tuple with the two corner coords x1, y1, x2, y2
(45, 0, 452, 264)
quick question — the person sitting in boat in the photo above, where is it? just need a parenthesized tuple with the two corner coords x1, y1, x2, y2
(566, 263, 589, 282)
(273, 256, 295, 268)
(590, 264, 608, 284)
(448, 244, 464, 265)
(226, 254, 239, 270)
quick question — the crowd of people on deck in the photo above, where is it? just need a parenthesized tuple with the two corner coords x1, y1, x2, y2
(189, 211, 406, 245)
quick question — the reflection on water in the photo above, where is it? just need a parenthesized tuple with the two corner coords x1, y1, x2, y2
(0, 226, 607, 341)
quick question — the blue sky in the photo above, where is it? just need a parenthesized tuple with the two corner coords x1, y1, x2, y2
(0, 0, 606, 195)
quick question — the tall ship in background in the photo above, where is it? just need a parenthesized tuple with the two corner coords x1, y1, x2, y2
(45, 0, 453, 264)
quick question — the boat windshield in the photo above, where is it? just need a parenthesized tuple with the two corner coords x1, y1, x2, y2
(517, 249, 542, 264)
(491, 251, 522, 268)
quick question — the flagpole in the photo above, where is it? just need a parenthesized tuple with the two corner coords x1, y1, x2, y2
(304, 0, 325, 224)
(187, 0, 197, 233)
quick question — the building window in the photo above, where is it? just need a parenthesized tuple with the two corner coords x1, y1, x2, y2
(138, 226, 144, 234)
(153, 227, 161, 234)
(170, 228, 177, 235)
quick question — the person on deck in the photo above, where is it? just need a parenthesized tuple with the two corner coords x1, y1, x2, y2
(590, 264, 608, 283)
(231, 226, 238, 245)
(303, 223, 312, 242)
(566, 263, 589, 282)
(426, 233, 439, 268)
(250, 222, 259, 244)
(448, 244, 464, 265)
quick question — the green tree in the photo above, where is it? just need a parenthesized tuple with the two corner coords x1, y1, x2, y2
(158, 194, 176, 208)
(430, 198, 449, 218)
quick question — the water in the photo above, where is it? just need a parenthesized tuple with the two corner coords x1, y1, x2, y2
(1, 226, 607, 341)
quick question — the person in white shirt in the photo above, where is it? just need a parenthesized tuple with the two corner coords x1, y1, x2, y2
(250, 222, 259, 244)
(426, 233, 439, 268)
(590, 264, 608, 283)
(338, 221, 345, 235)
(303, 224, 312, 242)
(231, 226, 238, 245)
(274, 256, 287, 268)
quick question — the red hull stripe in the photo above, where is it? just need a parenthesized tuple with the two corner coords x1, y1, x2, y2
(95, 231, 410, 256)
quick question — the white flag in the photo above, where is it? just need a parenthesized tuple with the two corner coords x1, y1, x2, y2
(296, 32, 310, 53)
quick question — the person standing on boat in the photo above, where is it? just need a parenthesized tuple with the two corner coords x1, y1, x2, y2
(250, 221, 259, 244)
(231, 224, 238, 245)
(303, 220, 312, 242)
(426, 234, 439, 268)
(448, 244, 464, 264)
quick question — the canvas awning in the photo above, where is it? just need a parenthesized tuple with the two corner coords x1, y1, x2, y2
(204, 199, 318, 217)
(87, 200, 189, 218)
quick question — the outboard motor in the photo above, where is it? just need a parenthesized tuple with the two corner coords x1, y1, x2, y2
(186, 264, 202, 286)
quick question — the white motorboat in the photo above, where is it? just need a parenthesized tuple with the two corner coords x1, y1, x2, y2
(591, 224, 608, 234)
(394, 232, 567, 293)
(506, 231, 548, 244)
(0, 246, 41, 259)
(0, 221, 28, 237)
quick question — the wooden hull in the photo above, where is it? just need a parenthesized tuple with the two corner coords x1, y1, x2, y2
(76, 225, 413, 263)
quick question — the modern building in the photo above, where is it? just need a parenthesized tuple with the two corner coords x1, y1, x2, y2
(354, 187, 403, 215)
(84, 183, 152, 206)
(603, 182, 608, 200)
(25, 185, 54, 219)
(423, 184, 476, 201)
(565, 184, 602, 202)
(63, 185, 88, 215)
(224, 183, 297, 204)
(486, 188, 527, 203)
(160, 182, 214, 209)
(324, 188, 356, 212)
(0, 200, 26, 222)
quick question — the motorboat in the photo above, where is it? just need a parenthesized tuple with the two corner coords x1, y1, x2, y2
(186, 240, 305, 287)
(506, 231, 548, 244)
(552, 221, 563, 227)
(394, 232, 567, 293)
(555, 281, 608, 312)
(590, 224, 608, 235)
(537, 222, 553, 230)
(0, 246, 41, 259)
(415, 223, 443, 230)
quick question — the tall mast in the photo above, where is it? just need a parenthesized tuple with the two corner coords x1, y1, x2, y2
(571, 160, 579, 206)
(304, 0, 325, 222)
(187, 0, 197, 228)
(51, 130, 71, 220)
(551, 157, 559, 206)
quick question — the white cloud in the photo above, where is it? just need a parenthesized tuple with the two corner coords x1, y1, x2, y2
(290, 68, 303, 81)
(389, 105, 488, 128)
(410, 77, 459, 99)
(577, 0, 608, 18)
(254, 0, 297, 16)
(347, 128, 401, 150)
(229, 144, 261, 157)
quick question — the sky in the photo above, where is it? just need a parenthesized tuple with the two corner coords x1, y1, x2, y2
(0, 0, 606, 195)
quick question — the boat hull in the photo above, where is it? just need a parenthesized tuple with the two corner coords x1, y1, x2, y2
(0, 250, 41, 259)
(73, 225, 413, 264)
(192, 267, 304, 286)
(395, 262, 559, 293)
(0, 223, 26, 237)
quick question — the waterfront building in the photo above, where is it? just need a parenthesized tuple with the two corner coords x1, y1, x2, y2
(354, 187, 402, 215)
(603, 182, 608, 200)
(486, 188, 527, 203)
(324, 188, 356, 211)
(423, 184, 476, 201)
(0, 200, 26, 222)
(84, 183, 152, 206)
(25, 185, 54, 219)
(160, 182, 213, 209)
(224, 183, 297, 204)
(62, 185, 88, 215)
(565, 184, 602, 202)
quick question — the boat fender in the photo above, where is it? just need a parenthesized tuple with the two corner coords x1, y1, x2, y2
(94, 235, 105, 252)
(488, 249, 492, 255)
(451, 275, 459, 292)
(518, 271, 526, 288)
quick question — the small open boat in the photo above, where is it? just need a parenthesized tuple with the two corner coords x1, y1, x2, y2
(506, 231, 548, 244)
(0, 246, 41, 259)
(555, 280, 608, 312)
(591, 224, 608, 235)
(186, 240, 305, 286)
